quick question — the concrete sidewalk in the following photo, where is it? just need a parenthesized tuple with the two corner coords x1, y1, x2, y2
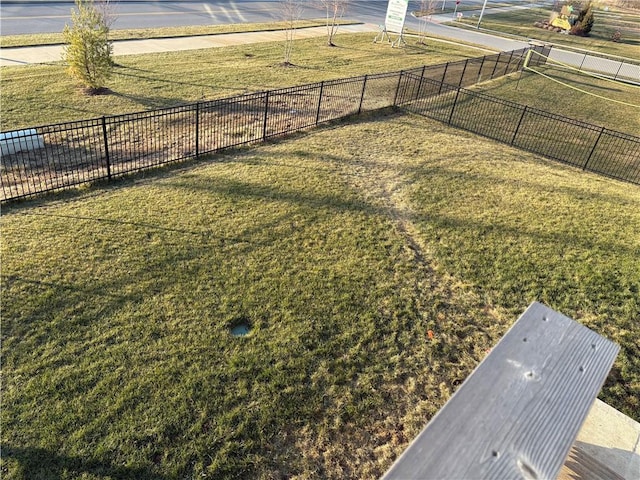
(0, 24, 380, 67)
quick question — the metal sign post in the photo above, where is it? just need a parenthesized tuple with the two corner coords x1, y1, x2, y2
(375, 0, 409, 47)
(476, 0, 488, 29)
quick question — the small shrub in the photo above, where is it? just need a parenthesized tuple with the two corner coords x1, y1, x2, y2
(611, 30, 622, 42)
(570, 23, 585, 36)
(62, 0, 113, 93)
(572, 1, 595, 37)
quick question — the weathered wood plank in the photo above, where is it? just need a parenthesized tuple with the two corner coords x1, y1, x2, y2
(382, 302, 619, 480)
(559, 445, 625, 480)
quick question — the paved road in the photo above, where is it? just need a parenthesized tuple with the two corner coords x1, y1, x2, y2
(1, 0, 381, 35)
(0, 0, 529, 35)
(0, 3, 529, 67)
(3, 1, 635, 81)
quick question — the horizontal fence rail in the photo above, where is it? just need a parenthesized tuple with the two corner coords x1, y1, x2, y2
(2, 45, 638, 201)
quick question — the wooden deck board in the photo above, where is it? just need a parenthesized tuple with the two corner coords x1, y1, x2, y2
(382, 302, 620, 480)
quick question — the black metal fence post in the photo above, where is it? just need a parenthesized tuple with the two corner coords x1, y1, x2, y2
(316, 81, 324, 124)
(393, 70, 404, 106)
(458, 59, 469, 87)
(544, 45, 553, 63)
(439, 63, 449, 94)
(417, 65, 426, 100)
(511, 105, 528, 145)
(447, 87, 462, 125)
(101, 116, 111, 180)
(583, 126, 605, 171)
(515, 47, 529, 71)
(262, 91, 270, 141)
(490, 54, 500, 79)
(579, 53, 587, 71)
(504, 50, 514, 76)
(477, 55, 486, 83)
(614, 61, 624, 81)
(195, 102, 200, 157)
(358, 75, 368, 114)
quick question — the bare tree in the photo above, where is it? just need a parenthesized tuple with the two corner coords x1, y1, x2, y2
(95, 0, 117, 29)
(416, 0, 437, 45)
(280, 0, 305, 65)
(318, 0, 350, 46)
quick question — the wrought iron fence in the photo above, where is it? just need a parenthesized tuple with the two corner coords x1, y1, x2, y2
(399, 73, 640, 185)
(4, 45, 636, 201)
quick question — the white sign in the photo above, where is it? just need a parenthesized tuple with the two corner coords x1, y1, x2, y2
(384, 0, 409, 34)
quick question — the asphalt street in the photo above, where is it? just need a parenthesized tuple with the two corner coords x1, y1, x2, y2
(0, 1, 540, 68)
(2, 0, 387, 35)
(0, 1, 533, 36)
(1, 1, 636, 80)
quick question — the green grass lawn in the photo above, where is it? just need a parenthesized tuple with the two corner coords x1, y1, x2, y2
(449, 6, 640, 58)
(2, 111, 639, 479)
(0, 33, 482, 131)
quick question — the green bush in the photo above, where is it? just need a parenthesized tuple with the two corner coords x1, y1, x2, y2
(62, 0, 113, 92)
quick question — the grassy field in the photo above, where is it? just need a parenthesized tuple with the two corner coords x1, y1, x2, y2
(469, 64, 640, 135)
(2, 19, 639, 479)
(0, 33, 483, 131)
(449, 5, 640, 58)
(2, 110, 639, 479)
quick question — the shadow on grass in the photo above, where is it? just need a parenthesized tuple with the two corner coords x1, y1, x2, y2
(108, 91, 192, 111)
(161, 174, 380, 218)
(1, 274, 132, 302)
(112, 67, 243, 95)
(51, 102, 110, 119)
(1, 445, 168, 480)
(114, 63, 275, 94)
